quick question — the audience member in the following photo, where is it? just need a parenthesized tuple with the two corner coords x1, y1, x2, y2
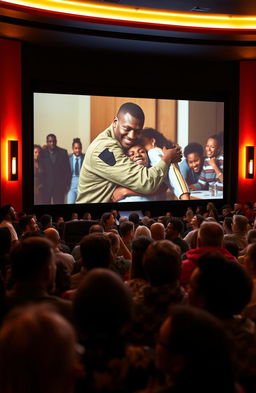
(132, 240, 187, 346)
(44, 228, 75, 274)
(156, 305, 238, 393)
(244, 243, 256, 307)
(40, 214, 53, 231)
(183, 214, 204, 247)
(150, 222, 165, 241)
(233, 203, 244, 216)
(111, 209, 120, 227)
(165, 217, 189, 254)
(107, 232, 131, 280)
(7, 237, 72, 320)
(19, 214, 38, 238)
(119, 221, 134, 251)
(224, 214, 249, 250)
(125, 236, 153, 299)
(73, 268, 154, 393)
(204, 202, 219, 221)
(71, 224, 104, 263)
(223, 241, 239, 259)
(0, 205, 18, 242)
(100, 212, 115, 231)
(141, 216, 151, 226)
(0, 227, 12, 280)
(181, 221, 235, 290)
(0, 304, 82, 393)
(223, 216, 233, 234)
(157, 216, 170, 227)
(129, 212, 140, 229)
(82, 212, 92, 220)
(222, 204, 233, 218)
(70, 233, 112, 291)
(189, 251, 255, 393)
(71, 212, 79, 221)
(134, 225, 152, 239)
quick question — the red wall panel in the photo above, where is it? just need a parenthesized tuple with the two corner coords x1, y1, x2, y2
(238, 62, 256, 203)
(0, 39, 22, 211)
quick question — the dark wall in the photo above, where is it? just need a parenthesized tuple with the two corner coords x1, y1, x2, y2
(22, 43, 239, 218)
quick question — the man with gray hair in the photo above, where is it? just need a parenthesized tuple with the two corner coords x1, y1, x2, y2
(181, 221, 236, 290)
(224, 215, 249, 250)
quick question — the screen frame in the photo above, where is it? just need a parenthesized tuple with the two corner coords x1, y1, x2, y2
(23, 83, 237, 220)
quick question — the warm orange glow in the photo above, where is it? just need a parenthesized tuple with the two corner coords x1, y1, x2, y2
(3, 0, 256, 31)
(12, 157, 17, 175)
(249, 159, 254, 175)
(6, 138, 18, 181)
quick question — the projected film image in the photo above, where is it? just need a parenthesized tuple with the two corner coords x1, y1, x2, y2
(34, 94, 224, 205)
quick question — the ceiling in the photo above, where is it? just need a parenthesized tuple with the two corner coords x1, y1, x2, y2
(99, 0, 256, 15)
(2, 0, 256, 61)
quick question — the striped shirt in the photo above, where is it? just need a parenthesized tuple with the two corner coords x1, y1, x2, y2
(196, 155, 223, 191)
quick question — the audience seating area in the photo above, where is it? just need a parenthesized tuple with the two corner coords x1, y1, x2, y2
(0, 201, 256, 393)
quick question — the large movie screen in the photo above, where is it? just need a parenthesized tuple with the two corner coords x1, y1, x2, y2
(34, 94, 224, 205)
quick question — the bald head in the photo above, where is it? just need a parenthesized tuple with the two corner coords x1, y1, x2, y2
(44, 228, 60, 247)
(198, 222, 224, 247)
(150, 222, 165, 241)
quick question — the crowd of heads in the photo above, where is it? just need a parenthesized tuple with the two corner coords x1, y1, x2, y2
(0, 201, 256, 393)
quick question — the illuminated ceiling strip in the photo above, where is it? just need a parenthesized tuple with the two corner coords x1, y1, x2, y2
(3, 0, 256, 30)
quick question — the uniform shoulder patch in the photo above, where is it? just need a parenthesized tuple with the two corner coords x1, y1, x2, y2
(98, 148, 116, 166)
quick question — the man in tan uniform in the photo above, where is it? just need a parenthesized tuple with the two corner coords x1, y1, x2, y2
(76, 102, 182, 204)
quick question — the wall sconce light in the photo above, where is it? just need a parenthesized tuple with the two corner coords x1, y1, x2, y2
(8, 140, 18, 181)
(246, 146, 254, 179)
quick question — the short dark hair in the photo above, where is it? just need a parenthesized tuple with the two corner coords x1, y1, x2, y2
(117, 102, 145, 123)
(143, 240, 181, 286)
(40, 214, 52, 228)
(195, 215, 205, 227)
(223, 217, 233, 231)
(80, 233, 112, 270)
(162, 305, 235, 393)
(222, 241, 239, 258)
(244, 201, 253, 209)
(196, 252, 253, 318)
(10, 238, 53, 282)
(168, 217, 184, 235)
(119, 221, 134, 237)
(131, 236, 153, 280)
(19, 215, 34, 232)
(73, 268, 132, 342)
(140, 128, 174, 149)
(128, 213, 140, 226)
(46, 134, 56, 140)
(208, 133, 223, 148)
(222, 204, 232, 211)
(184, 142, 204, 158)
(0, 205, 12, 223)
(100, 212, 113, 230)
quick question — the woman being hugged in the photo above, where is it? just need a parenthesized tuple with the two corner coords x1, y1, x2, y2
(140, 128, 190, 200)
